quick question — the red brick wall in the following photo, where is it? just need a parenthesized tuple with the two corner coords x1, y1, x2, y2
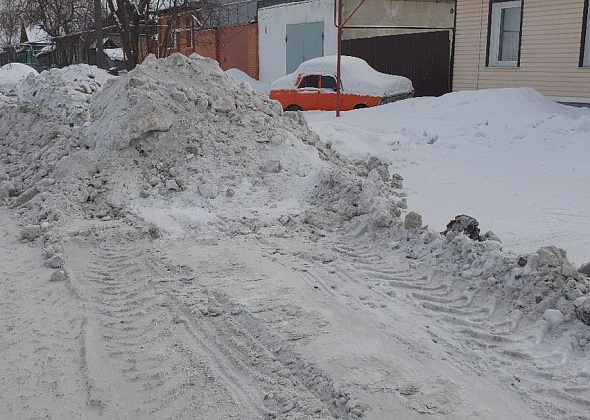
(194, 29, 218, 61)
(216, 23, 259, 79)
(157, 15, 259, 80)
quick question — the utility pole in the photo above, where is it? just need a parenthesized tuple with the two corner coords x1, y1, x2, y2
(335, 0, 368, 117)
(94, 0, 104, 69)
(336, 0, 343, 117)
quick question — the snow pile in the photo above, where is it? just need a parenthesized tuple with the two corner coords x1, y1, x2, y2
(225, 68, 271, 95)
(271, 55, 413, 96)
(307, 88, 590, 265)
(47, 63, 113, 90)
(16, 74, 85, 125)
(0, 50, 417, 419)
(396, 222, 590, 323)
(2, 53, 587, 327)
(0, 62, 38, 86)
(0, 51, 403, 274)
(81, 53, 403, 233)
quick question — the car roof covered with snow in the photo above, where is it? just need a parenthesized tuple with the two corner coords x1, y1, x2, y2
(271, 55, 412, 97)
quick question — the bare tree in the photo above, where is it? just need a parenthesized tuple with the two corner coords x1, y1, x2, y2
(94, 0, 104, 68)
(105, 0, 151, 69)
(23, 0, 93, 38)
(0, 0, 26, 46)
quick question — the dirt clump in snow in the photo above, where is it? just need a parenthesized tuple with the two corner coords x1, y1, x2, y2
(442, 214, 481, 241)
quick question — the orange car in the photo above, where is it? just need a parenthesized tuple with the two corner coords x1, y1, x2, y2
(270, 55, 414, 111)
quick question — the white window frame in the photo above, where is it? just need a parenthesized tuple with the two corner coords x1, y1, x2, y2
(488, 0, 522, 67)
(171, 29, 179, 50)
(583, 0, 590, 67)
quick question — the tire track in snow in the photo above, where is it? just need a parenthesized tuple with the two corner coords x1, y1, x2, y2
(65, 235, 259, 419)
(65, 227, 363, 419)
(328, 232, 590, 419)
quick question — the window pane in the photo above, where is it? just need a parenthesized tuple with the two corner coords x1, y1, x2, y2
(499, 6, 521, 62)
(321, 76, 337, 90)
(502, 6, 521, 32)
(499, 31, 520, 61)
(299, 76, 319, 88)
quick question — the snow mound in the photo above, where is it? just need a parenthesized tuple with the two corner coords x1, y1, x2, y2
(1, 52, 404, 242)
(84, 53, 233, 150)
(0, 62, 38, 85)
(46, 63, 113, 90)
(14, 64, 114, 125)
(225, 68, 271, 95)
(398, 220, 590, 323)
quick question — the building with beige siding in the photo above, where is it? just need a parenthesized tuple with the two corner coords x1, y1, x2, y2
(453, 0, 590, 103)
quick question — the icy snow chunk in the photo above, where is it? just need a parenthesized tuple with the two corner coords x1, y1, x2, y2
(198, 183, 218, 199)
(212, 96, 235, 113)
(372, 209, 392, 227)
(404, 212, 422, 230)
(20, 225, 42, 241)
(165, 180, 180, 191)
(261, 160, 282, 173)
(574, 297, 590, 326)
(543, 309, 564, 325)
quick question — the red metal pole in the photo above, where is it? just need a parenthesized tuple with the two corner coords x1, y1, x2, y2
(336, 0, 343, 117)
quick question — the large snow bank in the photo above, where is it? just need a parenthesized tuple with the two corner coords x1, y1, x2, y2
(307, 88, 590, 265)
(0, 63, 38, 85)
(225, 68, 271, 95)
(272, 55, 412, 97)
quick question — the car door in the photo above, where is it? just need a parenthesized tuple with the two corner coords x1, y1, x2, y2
(294, 75, 320, 110)
(317, 75, 338, 110)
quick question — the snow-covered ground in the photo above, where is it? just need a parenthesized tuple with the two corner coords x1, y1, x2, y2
(306, 88, 590, 266)
(1, 54, 589, 420)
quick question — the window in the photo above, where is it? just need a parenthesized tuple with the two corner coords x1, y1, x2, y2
(582, 0, 590, 67)
(186, 29, 193, 48)
(185, 16, 193, 48)
(321, 76, 337, 90)
(298, 75, 319, 88)
(488, 1, 522, 67)
(171, 30, 177, 50)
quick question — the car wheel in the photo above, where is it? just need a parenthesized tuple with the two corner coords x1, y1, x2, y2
(285, 105, 302, 111)
(353, 104, 368, 110)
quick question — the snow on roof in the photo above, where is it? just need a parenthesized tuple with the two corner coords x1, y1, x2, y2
(0, 63, 38, 85)
(105, 48, 125, 62)
(26, 26, 51, 44)
(36, 44, 56, 57)
(225, 68, 271, 95)
(271, 55, 413, 97)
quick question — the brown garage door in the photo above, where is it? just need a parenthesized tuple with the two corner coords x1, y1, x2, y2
(342, 31, 451, 97)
